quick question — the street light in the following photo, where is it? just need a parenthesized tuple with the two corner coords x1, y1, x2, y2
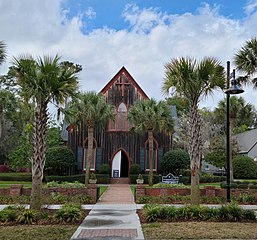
(225, 61, 244, 203)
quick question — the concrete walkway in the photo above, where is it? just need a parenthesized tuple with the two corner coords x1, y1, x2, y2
(70, 184, 145, 240)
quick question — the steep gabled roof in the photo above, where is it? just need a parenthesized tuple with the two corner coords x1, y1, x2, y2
(234, 128, 257, 153)
(100, 66, 149, 99)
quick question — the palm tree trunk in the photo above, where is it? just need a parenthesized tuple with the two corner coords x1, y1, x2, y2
(148, 129, 154, 186)
(85, 126, 93, 187)
(189, 102, 202, 205)
(30, 102, 47, 210)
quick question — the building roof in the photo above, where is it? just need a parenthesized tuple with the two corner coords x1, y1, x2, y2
(234, 128, 257, 153)
(100, 66, 149, 99)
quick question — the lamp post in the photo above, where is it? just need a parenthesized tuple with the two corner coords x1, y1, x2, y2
(225, 61, 244, 202)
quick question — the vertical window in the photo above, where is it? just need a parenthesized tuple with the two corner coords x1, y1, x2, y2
(83, 139, 97, 171)
(145, 139, 158, 171)
(117, 102, 127, 131)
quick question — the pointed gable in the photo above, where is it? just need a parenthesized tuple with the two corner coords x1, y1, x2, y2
(100, 67, 149, 107)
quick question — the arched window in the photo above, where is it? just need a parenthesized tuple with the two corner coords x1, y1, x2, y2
(145, 138, 158, 171)
(83, 138, 97, 171)
(117, 102, 127, 131)
(109, 102, 128, 131)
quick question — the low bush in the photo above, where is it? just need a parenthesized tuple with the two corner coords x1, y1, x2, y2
(17, 209, 38, 224)
(0, 173, 32, 182)
(54, 204, 82, 223)
(46, 181, 84, 188)
(142, 203, 256, 222)
(44, 193, 93, 205)
(149, 183, 186, 188)
(99, 164, 110, 174)
(45, 174, 110, 184)
(130, 174, 160, 184)
(130, 164, 141, 175)
(220, 181, 257, 189)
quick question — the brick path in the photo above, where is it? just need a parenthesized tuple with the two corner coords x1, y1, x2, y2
(98, 184, 134, 204)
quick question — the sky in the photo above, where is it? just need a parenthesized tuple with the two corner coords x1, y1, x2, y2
(0, 0, 257, 114)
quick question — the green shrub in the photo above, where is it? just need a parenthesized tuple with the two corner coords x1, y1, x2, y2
(0, 207, 19, 222)
(45, 146, 75, 176)
(17, 209, 38, 224)
(45, 174, 110, 184)
(149, 183, 186, 188)
(46, 181, 84, 188)
(160, 149, 190, 175)
(233, 155, 257, 179)
(142, 203, 256, 223)
(54, 204, 82, 223)
(99, 164, 110, 174)
(130, 164, 141, 175)
(0, 173, 32, 182)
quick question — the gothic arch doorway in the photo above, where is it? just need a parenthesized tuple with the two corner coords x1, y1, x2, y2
(111, 149, 129, 178)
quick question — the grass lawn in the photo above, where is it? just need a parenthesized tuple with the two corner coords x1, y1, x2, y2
(0, 181, 32, 188)
(143, 222, 257, 239)
(99, 185, 108, 196)
(0, 225, 77, 240)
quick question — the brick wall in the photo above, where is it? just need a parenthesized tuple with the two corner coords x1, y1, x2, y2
(0, 184, 98, 203)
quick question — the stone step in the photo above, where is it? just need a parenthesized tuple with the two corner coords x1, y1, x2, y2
(110, 177, 130, 184)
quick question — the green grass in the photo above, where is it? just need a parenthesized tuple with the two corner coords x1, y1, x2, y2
(0, 172, 31, 176)
(0, 181, 32, 188)
(143, 222, 257, 239)
(99, 186, 108, 196)
(0, 225, 77, 240)
(130, 185, 135, 196)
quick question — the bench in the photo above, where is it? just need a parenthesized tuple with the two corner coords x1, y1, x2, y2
(162, 173, 179, 184)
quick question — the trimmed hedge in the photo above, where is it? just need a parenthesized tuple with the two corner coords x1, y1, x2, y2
(220, 181, 257, 189)
(0, 173, 32, 182)
(45, 174, 110, 184)
(179, 175, 226, 185)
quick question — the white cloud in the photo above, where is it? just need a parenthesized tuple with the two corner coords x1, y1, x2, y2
(84, 7, 96, 19)
(0, 0, 257, 112)
(244, 0, 257, 15)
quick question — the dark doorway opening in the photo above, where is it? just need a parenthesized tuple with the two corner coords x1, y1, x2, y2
(120, 151, 129, 177)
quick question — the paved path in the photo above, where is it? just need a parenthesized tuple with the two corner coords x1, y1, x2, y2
(70, 184, 145, 240)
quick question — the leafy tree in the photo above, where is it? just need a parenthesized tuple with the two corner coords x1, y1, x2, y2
(234, 37, 257, 87)
(128, 99, 174, 185)
(67, 91, 115, 186)
(45, 146, 75, 176)
(163, 57, 225, 205)
(8, 124, 32, 170)
(233, 155, 257, 179)
(214, 96, 257, 133)
(12, 55, 79, 210)
(166, 96, 189, 117)
(160, 149, 190, 175)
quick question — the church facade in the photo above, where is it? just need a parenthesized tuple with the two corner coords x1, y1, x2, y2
(66, 67, 172, 177)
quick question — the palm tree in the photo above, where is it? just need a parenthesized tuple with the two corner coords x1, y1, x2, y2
(234, 37, 257, 87)
(67, 91, 115, 186)
(128, 99, 174, 186)
(163, 57, 225, 205)
(13, 55, 79, 210)
(0, 41, 6, 66)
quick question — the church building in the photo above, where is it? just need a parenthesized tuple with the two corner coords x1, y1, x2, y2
(65, 67, 173, 178)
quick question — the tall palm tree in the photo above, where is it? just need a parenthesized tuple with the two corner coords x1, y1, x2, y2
(13, 55, 79, 209)
(163, 57, 225, 205)
(128, 99, 174, 186)
(67, 91, 115, 186)
(234, 37, 257, 87)
(0, 41, 6, 66)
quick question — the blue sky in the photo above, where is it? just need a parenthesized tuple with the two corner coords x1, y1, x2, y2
(62, 0, 250, 33)
(0, 0, 257, 114)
